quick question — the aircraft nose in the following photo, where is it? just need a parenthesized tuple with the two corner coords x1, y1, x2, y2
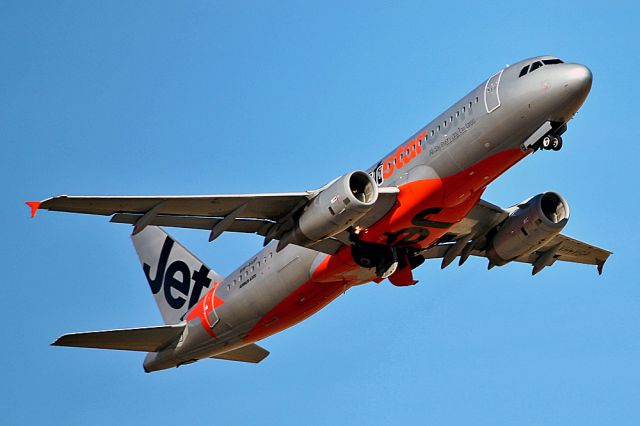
(563, 63, 592, 98)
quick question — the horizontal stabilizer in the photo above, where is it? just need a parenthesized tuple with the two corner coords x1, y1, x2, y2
(210, 343, 269, 363)
(52, 324, 185, 352)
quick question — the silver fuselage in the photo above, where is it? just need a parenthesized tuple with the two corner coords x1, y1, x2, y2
(144, 56, 593, 371)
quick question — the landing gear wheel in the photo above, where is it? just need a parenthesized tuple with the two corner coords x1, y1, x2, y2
(379, 261, 398, 279)
(551, 135, 563, 151)
(541, 135, 552, 150)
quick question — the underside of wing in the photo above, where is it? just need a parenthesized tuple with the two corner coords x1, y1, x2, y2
(514, 234, 611, 269)
(30, 185, 399, 255)
(38, 193, 311, 221)
(419, 196, 611, 275)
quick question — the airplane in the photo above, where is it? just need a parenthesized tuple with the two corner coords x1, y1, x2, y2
(27, 55, 611, 372)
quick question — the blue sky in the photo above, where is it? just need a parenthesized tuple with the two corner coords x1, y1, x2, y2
(3, 1, 640, 424)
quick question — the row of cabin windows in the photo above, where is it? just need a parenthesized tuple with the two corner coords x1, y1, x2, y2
(227, 251, 274, 291)
(519, 58, 564, 77)
(429, 96, 479, 137)
(387, 96, 481, 169)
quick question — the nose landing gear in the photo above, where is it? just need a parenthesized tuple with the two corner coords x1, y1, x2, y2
(541, 135, 563, 151)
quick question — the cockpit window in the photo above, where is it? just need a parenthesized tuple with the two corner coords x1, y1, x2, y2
(518, 58, 564, 78)
(530, 61, 543, 72)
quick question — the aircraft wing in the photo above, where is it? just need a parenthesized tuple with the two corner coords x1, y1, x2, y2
(419, 199, 611, 275)
(34, 193, 312, 221)
(29, 188, 399, 254)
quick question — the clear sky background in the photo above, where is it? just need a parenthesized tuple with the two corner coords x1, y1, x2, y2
(3, 1, 640, 425)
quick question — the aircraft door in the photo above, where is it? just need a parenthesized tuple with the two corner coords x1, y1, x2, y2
(204, 282, 221, 331)
(484, 70, 503, 113)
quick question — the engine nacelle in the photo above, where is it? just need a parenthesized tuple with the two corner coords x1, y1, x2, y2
(486, 192, 569, 266)
(278, 171, 378, 249)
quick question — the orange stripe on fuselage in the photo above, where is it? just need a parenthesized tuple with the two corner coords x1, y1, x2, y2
(361, 148, 527, 248)
(245, 148, 529, 344)
(245, 281, 347, 343)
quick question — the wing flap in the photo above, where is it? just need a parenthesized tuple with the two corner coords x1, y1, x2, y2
(514, 234, 612, 270)
(445, 198, 508, 236)
(539, 234, 611, 265)
(210, 343, 269, 363)
(111, 213, 270, 233)
(51, 324, 185, 352)
(111, 214, 343, 254)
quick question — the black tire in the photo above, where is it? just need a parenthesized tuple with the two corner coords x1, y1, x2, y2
(552, 136, 563, 151)
(541, 135, 552, 150)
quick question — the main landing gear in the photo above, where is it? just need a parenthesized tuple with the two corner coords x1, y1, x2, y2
(350, 238, 425, 286)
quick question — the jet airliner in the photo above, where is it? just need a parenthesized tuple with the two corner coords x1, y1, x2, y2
(28, 56, 610, 372)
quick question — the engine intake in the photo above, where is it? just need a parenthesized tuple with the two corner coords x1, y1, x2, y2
(277, 171, 378, 250)
(486, 192, 569, 266)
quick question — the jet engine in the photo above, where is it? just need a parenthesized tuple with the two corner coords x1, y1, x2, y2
(276, 171, 378, 250)
(486, 192, 569, 266)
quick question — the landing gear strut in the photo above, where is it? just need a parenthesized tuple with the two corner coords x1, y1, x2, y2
(350, 239, 424, 285)
(351, 241, 398, 278)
